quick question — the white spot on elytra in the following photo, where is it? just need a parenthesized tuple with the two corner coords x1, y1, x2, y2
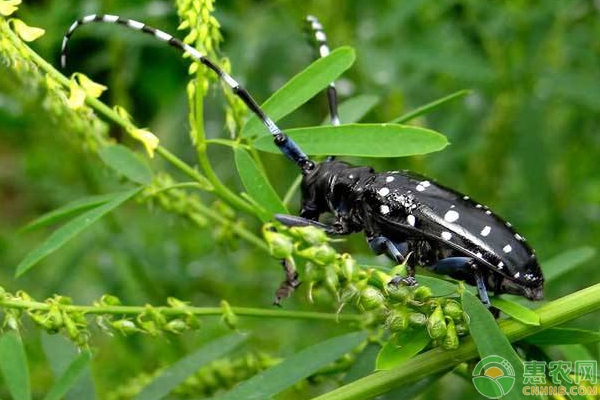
(476, 204, 483, 208)
(378, 187, 390, 197)
(480, 226, 491, 237)
(416, 184, 425, 192)
(506, 222, 512, 228)
(421, 180, 431, 187)
(348, 174, 354, 179)
(380, 205, 390, 215)
(498, 261, 504, 269)
(386, 176, 395, 183)
(476, 252, 483, 258)
(463, 196, 470, 200)
(514, 272, 521, 279)
(503, 244, 512, 253)
(444, 210, 460, 223)
(441, 231, 452, 240)
(485, 210, 492, 215)
(407, 215, 416, 226)
(514, 233, 524, 241)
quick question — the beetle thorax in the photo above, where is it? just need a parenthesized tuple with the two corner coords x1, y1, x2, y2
(300, 161, 373, 224)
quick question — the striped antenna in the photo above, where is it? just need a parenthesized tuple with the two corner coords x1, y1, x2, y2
(305, 15, 340, 127)
(61, 14, 315, 173)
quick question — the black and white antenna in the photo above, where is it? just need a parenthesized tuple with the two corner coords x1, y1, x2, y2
(61, 14, 315, 173)
(305, 15, 340, 127)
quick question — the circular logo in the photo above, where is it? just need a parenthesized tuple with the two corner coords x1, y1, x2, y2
(472, 355, 516, 399)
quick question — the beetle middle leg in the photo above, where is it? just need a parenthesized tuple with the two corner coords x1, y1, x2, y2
(367, 236, 418, 286)
(425, 257, 492, 308)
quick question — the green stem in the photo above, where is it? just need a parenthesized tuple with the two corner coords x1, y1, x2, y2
(312, 282, 600, 400)
(4, 25, 215, 194)
(0, 297, 362, 322)
(283, 175, 303, 207)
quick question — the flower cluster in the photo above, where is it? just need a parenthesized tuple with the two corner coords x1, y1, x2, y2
(0, 289, 204, 347)
(263, 223, 469, 349)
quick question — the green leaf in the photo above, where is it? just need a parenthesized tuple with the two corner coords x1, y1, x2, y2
(134, 333, 246, 400)
(234, 147, 287, 220)
(215, 331, 367, 400)
(98, 144, 152, 185)
(390, 89, 471, 124)
(543, 246, 596, 283)
(414, 274, 458, 297)
(492, 297, 540, 326)
(20, 193, 118, 232)
(16, 188, 141, 277)
(253, 124, 448, 157)
(0, 332, 31, 400)
(523, 328, 600, 345)
(43, 351, 92, 400)
(322, 95, 379, 125)
(462, 291, 524, 400)
(242, 47, 356, 137)
(376, 329, 430, 370)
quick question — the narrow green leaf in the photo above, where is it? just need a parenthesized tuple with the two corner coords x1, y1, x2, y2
(492, 297, 540, 326)
(134, 333, 246, 400)
(16, 188, 141, 277)
(234, 147, 287, 220)
(376, 329, 430, 370)
(390, 89, 471, 124)
(20, 193, 118, 232)
(216, 331, 368, 400)
(343, 343, 380, 384)
(322, 95, 379, 125)
(253, 124, 448, 157)
(543, 246, 596, 283)
(462, 291, 524, 400)
(0, 332, 31, 400)
(523, 328, 600, 345)
(43, 351, 92, 400)
(242, 47, 356, 137)
(98, 144, 152, 185)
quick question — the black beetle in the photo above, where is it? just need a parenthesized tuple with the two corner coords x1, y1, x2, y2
(61, 14, 544, 308)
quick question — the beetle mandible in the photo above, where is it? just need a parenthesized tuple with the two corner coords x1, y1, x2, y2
(61, 14, 544, 308)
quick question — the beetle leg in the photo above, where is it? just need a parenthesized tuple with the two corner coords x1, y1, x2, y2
(425, 257, 492, 308)
(367, 236, 418, 286)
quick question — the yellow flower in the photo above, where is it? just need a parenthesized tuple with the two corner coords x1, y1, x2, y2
(11, 19, 45, 42)
(0, 0, 21, 16)
(129, 128, 159, 158)
(73, 73, 107, 98)
(67, 79, 86, 109)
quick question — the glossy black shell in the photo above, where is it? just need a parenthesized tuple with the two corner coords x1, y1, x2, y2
(300, 160, 544, 298)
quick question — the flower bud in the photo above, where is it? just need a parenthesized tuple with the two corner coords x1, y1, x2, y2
(340, 284, 359, 304)
(426, 305, 447, 339)
(413, 286, 433, 302)
(324, 265, 340, 300)
(221, 300, 238, 330)
(339, 254, 359, 282)
(359, 287, 385, 311)
(165, 319, 188, 334)
(388, 285, 411, 302)
(304, 262, 324, 283)
(443, 300, 463, 320)
(390, 264, 407, 277)
(368, 270, 391, 292)
(99, 294, 122, 306)
(297, 245, 337, 264)
(386, 309, 409, 332)
(263, 230, 293, 258)
(408, 312, 427, 326)
(111, 319, 139, 335)
(455, 322, 469, 336)
(442, 319, 459, 350)
(289, 226, 328, 245)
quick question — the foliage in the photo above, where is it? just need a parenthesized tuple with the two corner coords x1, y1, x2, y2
(1, 1, 600, 399)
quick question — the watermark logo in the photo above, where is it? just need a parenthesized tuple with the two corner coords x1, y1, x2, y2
(472, 355, 516, 399)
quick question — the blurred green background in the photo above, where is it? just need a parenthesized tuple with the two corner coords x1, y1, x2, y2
(1, 0, 599, 398)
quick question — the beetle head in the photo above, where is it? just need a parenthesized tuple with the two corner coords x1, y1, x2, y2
(299, 161, 349, 220)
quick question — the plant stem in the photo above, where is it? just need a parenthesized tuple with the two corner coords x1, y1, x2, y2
(312, 282, 600, 400)
(0, 297, 362, 322)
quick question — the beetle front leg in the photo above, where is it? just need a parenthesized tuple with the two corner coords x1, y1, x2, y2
(425, 257, 492, 308)
(367, 236, 418, 286)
